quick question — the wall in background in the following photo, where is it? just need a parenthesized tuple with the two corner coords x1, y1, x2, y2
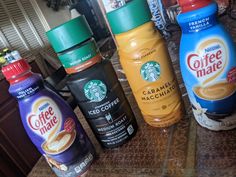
(34, 0, 70, 30)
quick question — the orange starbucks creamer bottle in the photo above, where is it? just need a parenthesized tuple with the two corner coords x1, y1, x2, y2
(107, 0, 184, 127)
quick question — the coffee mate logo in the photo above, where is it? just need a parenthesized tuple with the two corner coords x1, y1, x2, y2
(84, 80, 107, 102)
(27, 97, 62, 141)
(187, 38, 228, 85)
(141, 61, 161, 82)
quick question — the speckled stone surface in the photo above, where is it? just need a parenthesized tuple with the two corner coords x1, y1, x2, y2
(28, 14, 236, 177)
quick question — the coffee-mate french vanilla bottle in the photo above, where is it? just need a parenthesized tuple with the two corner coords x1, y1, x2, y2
(1, 59, 95, 177)
(107, 0, 184, 127)
(177, 0, 236, 130)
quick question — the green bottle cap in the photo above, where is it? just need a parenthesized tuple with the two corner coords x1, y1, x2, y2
(46, 15, 93, 53)
(106, 0, 152, 34)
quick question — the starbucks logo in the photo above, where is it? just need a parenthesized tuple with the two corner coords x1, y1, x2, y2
(84, 80, 107, 102)
(140, 61, 161, 82)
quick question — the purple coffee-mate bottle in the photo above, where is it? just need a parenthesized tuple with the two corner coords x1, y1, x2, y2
(1, 59, 95, 177)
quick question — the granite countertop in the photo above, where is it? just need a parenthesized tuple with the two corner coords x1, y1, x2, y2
(28, 14, 236, 177)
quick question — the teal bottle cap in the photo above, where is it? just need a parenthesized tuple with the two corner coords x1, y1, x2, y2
(46, 15, 93, 53)
(106, 0, 152, 34)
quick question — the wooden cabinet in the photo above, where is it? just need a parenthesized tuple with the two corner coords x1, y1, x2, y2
(0, 61, 42, 177)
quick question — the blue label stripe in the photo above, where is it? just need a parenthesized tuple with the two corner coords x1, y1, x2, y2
(13, 81, 44, 100)
(181, 14, 217, 33)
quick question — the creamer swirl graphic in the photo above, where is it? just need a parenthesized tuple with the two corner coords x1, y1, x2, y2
(187, 38, 228, 86)
(42, 130, 76, 154)
(194, 82, 236, 100)
(27, 97, 62, 142)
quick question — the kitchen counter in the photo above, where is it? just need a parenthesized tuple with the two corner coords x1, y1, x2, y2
(28, 14, 236, 177)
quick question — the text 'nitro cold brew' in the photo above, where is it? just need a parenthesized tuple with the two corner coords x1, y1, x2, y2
(46, 15, 137, 148)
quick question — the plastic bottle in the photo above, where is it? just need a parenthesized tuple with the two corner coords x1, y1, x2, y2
(46, 15, 137, 148)
(177, 0, 236, 130)
(3, 48, 15, 63)
(106, 0, 184, 127)
(1, 59, 96, 177)
(11, 50, 22, 60)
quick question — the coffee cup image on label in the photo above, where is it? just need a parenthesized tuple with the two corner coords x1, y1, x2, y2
(42, 130, 76, 155)
(193, 81, 236, 115)
(41, 129, 84, 165)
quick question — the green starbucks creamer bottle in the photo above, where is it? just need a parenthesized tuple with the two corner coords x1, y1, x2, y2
(177, 0, 236, 130)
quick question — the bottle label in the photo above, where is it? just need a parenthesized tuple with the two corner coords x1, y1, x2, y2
(12, 81, 43, 100)
(21, 95, 95, 176)
(59, 41, 101, 74)
(177, 3, 219, 34)
(181, 14, 217, 33)
(64, 54, 101, 74)
(78, 79, 137, 148)
(182, 36, 236, 130)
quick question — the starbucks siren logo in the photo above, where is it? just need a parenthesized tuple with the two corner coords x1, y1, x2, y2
(140, 61, 161, 82)
(84, 80, 107, 102)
